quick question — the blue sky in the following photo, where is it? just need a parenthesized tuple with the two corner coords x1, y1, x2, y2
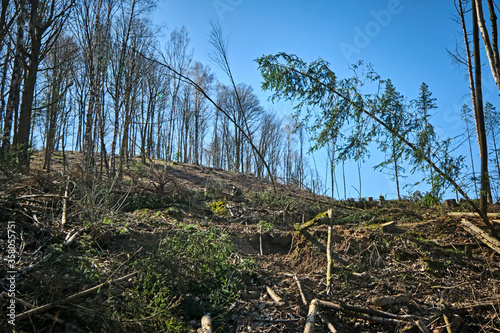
(153, 0, 500, 200)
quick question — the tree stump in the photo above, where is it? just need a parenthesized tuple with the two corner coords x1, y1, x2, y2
(381, 221, 397, 233)
(444, 199, 458, 208)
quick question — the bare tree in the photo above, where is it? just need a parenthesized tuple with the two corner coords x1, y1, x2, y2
(73, 0, 116, 174)
(189, 61, 213, 165)
(138, 59, 169, 163)
(256, 111, 282, 180)
(208, 22, 276, 189)
(216, 83, 263, 172)
(109, 0, 138, 177)
(11, 0, 75, 170)
(374, 79, 408, 200)
(117, 19, 151, 178)
(161, 26, 192, 161)
(485, 101, 500, 201)
(472, 0, 493, 210)
(1, 0, 28, 154)
(0, 0, 16, 50)
(42, 35, 78, 171)
(0, 35, 12, 137)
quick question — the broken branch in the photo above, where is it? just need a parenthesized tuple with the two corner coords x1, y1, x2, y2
(16, 271, 137, 321)
(460, 218, 500, 254)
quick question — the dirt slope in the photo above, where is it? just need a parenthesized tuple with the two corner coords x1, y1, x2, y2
(1, 152, 500, 332)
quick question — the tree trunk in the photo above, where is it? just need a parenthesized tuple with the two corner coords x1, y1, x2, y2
(14, 0, 41, 171)
(473, 0, 492, 215)
(466, 113, 479, 198)
(43, 67, 61, 172)
(392, 134, 401, 200)
(0, 40, 10, 133)
(118, 98, 131, 179)
(459, 1, 481, 198)
(475, 0, 500, 93)
(490, 122, 500, 200)
(82, 0, 104, 175)
(486, 0, 500, 72)
(1, 0, 27, 153)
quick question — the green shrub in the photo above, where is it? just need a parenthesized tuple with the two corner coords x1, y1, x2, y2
(125, 227, 258, 330)
(129, 159, 149, 178)
(422, 192, 440, 206)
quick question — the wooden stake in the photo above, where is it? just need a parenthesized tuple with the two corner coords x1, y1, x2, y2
(326, 223, 333, 289)
(61, 179, 69, 227)
(259, 225, 263, 256)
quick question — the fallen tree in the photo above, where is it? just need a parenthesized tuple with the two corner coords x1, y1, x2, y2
(256, 53, 498, 239)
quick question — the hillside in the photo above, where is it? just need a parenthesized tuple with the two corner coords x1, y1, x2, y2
(1, 152, 500, 332)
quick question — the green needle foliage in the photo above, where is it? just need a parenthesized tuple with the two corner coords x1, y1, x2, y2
(258, 53, 377, 162)
(373, 79, 409, 200)
(256, 53, 458, 194)
(256, 53, 495, 235)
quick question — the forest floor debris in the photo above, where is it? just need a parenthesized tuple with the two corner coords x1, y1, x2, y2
(1, 152, 500, 332)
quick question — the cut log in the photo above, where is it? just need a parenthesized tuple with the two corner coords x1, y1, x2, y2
(460, 218, 500, 254)
(448, 212, 500, 218)
(258, 301, 285, 310)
